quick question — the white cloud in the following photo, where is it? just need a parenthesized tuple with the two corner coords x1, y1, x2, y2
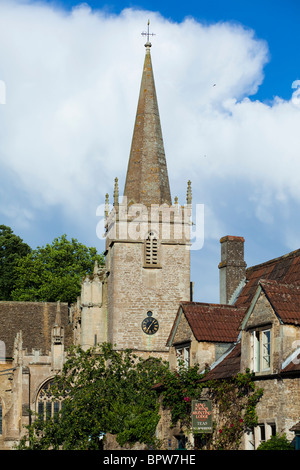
(0, 1, 299, 256)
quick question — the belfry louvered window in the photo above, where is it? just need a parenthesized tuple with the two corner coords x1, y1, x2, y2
(145, 232, 158, 266)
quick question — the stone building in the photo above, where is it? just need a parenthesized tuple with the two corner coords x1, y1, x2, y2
(72, 38, 192, 360)
(0, 302, 72, 449)
(166, 237, 300, 449)
(0, 36, 299, 450)
(167, 302, 246, 372)
(0, 37, 192, 448)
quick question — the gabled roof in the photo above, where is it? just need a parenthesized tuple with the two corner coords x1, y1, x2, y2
(260, 279, 300, 325)
(199, 342, 241, 381)
(167, 302, 246, 346)
(240, 278, 300, 331)
(195, 248, 300, 382)
(235, 248, 300, 307)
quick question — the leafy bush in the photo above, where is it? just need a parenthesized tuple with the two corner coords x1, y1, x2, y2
(257, 433, 294, 450)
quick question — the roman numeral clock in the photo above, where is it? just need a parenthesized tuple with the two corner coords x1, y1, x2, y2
(141, 311, 159, 335)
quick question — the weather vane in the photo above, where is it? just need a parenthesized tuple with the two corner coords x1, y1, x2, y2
(141, 20, 155, 44)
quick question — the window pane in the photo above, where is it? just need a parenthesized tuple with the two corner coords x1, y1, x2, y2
(176, 347, 190, 369)
(270, 423, 276, 437)
(259, 424, 266, 442)
(184, 347, 190, 368)
(252, 329, 271, 372)
(176, 348, 182, 365)
(255, 331, 260, 371)
(38, 401, 44, 420)
(262, 330, 271, 370)
(54, 402, 60, 422)
(46, 401, 52, 420)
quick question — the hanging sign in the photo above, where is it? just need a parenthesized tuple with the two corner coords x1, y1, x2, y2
(192, 399, 213, 433)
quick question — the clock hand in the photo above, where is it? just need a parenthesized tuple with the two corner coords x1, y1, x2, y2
(146, 321, 153, 333)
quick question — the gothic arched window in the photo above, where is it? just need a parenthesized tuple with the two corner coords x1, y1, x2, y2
(36, 380, 63, 421)
(145, 232, 159, 266)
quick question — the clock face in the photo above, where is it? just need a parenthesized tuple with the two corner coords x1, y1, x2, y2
(141, 313, 159, 335)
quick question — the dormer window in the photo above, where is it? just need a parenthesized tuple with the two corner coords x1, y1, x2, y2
(176, 343, 190, 370)
(251, 328, 271, 373)
(145, 232, 159, 266)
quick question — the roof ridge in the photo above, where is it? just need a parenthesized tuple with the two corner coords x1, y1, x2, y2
(260, 278, 300, 289)
(180, 301, 244, 309)
(0, 301, 68, 305)
(246, 248, 300, 273)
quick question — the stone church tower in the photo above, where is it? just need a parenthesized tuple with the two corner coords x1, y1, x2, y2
(78, 37, 192, 359)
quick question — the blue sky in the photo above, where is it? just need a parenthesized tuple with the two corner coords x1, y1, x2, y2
(0, 0, 300, 302)
(45, 0, 300, 101)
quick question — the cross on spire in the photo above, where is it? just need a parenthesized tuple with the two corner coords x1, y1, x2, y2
(141, 20, 155, 46)
(124, 20, 171, 207)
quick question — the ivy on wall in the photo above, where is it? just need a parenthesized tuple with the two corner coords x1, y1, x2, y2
(160, 363, 263, 450)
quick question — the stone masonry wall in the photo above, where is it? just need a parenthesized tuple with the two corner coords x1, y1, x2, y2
(255, 376, 300, 442)
(107, 238, 190, 356)
(169, 312, 220, 372)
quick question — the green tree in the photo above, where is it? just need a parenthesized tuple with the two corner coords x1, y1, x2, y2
(257, 433, 294, 450)
(12, 234, 103, 303)
(17, 346, 263, 451)
(17, 343, 169, 450)
(0, 225, 31, 300)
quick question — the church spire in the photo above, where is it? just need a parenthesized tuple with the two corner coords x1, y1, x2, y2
(123, 23, 171, 207)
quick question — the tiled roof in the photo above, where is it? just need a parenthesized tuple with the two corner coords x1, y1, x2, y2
(0, 301, 73, 358)
(167, 247, 300, 381)
(260, 279, 300, 325)
(200, 340, 300, 383)
(196, 249, 300, 381)
(173, 302, 246, 343)
(235, 248, 300, 307)
(199, 343, 241, 381)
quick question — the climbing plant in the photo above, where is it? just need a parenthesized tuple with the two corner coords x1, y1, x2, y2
(160, 364, 263, 450)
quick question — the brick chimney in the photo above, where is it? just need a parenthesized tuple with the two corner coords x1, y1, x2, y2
(218, 236, 247, 304)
